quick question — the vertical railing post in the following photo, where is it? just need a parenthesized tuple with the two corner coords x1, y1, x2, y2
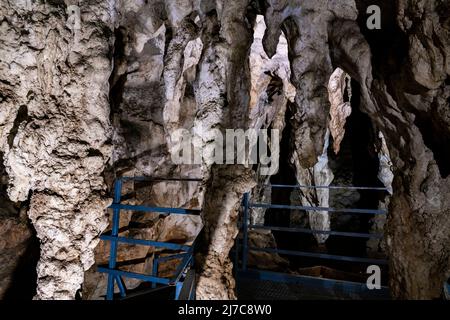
(175, 280, 183, 300)
(234, 236, 239, 272)
(106, 178, 123, 300)
(234, 236, 240, 293)
(190, 273, 196, 300)
(116, 276, 126, 298)
(242, 192, 250, 271)
(152, 254, 159, 289)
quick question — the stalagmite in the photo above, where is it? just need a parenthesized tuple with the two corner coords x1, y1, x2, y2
(0, 0, 115, 299)
(328, 68, 352, 155)
(0, 0, 448, 301)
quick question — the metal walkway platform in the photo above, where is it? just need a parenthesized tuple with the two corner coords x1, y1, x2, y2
(237, 269, 390, 300)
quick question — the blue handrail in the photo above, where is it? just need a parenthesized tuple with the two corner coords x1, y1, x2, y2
(265, 184, 389, 191)
(249, 225, 383, 239)
(109, 203, 201, 215)
(100, 234, 192, 251)
(121, 176, 202, 182)
(237, 185, 389, 279)
(98, 176, 201, 300)
(249, 203, 386, 215)
(249, 247, 389, 265)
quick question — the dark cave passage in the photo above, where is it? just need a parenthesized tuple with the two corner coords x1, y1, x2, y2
(325, 79, 388, 281)
(262, 81, 390, 285)
(3, 233, 39, 300)
(0, 154, 39, 300)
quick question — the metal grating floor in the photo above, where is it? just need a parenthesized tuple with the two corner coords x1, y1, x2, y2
(237, 278, 337, 300)
(236, 273, 391, 300)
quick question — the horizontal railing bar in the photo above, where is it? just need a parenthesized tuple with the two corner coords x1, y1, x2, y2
(109, 204, 201, 215)
(249, 225, 383, 239)
(264, 184, 388, 191)
(120, 176, 203, 182)
(100, 234, 191, 251)
(249, 203, 386, 215)
(119, 285, 174, 300)
(248, 247, 389, 265)
(97, 267, 171, 285)
(238, 269, 390, 293)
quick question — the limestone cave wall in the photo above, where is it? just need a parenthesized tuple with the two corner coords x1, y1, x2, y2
(0, 0, 448, 300)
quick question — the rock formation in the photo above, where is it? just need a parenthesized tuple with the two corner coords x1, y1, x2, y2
(0, 0, 114, 299)
(0, 0, 448, 300)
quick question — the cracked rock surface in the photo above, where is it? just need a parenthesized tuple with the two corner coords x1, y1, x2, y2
(0, 0, 115, 299)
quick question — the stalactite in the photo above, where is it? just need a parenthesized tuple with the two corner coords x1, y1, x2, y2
(0, 0, 448, 300)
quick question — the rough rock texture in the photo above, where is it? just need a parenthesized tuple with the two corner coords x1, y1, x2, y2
(328, 68, 352, 154)
(0, 0, 115, 299)
(367, 131, 394, 253)
(80, 0, 206, 298)
(245, 14, 292, 270)
(84, 1, 281, 299)
(1, 0, 449, 301)
(377, 132, 394, 195)
(248, 14, 295, 126)
(83, 179, 203, 299)
(286, 68, 352, 247)
(262, 0, 356, 245)
(262, 0, 450, 298)
(355, 0, 450, 299)
(292, 130, 334, 244)
(196, 165, 256, 300)
(0, 199, 36, 299)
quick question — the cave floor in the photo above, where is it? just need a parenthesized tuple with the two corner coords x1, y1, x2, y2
(237, 278, 331, 300)
(236, 278, 390, 300)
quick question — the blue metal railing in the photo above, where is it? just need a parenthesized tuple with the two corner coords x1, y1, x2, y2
(236, 184, 390, 296)
(97, 177, 202, 300)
